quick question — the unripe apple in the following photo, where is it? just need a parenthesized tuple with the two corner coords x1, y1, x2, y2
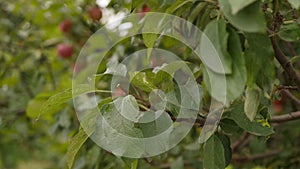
(59, 20, 72, 34)
(88, 6, 102, 21)
(57, 43, 73, 59)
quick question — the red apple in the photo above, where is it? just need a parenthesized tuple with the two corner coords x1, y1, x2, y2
(57, 43, 73, 59)
(142, 4, 150, 13)
(273, 99, 283, 113)
(272, 92, 286, 113)
(88, 6, 102, 21)
(59, 20, 73, 34)
(137, 4, 150, 19)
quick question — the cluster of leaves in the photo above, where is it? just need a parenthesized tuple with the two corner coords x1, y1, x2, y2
(1, 0, 300, 169)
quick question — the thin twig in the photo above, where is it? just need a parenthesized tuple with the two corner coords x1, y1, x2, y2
(270, 85, 298, 99)
(270, 111, 300, 123)
(170, 116, 206, 126)
(270, 36, 300, 91)
(277, 85, 298, 91)
(281, 89, 300, 106)
(232, 133, 251, 152)
(232, 149, 281, 163)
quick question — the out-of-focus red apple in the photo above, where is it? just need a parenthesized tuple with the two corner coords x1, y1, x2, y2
(59, 20, 73, 34)
(273, 99, 283, 113)
(137, 4, 150, 19)
(88, 6, 102, 21)
(57, 43, 73, 59)
(272, 92, 285, 113)
(142, 4, 150, 13)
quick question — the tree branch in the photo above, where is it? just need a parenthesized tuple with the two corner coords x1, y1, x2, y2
(277, 85, 298, 91)
(171, 116, 206, 126)
(270, 36, 300, 90)
(270, 111, 300, 123)
(232, 133, 251, 153)
(158, 149, 282, 168)
(281, 89, 300, 106)
(270, 85, 298, 101)
(232, 150, 281, 163)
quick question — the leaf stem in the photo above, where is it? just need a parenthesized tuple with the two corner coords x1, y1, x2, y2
(94, 90, 112, 93)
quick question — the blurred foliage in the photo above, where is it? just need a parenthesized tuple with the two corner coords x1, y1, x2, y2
(1, 0, 300, 169)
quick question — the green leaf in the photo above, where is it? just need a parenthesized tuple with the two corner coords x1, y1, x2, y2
(66, 128, 89, 169)
(188, 2, 207, 22)
(220, 119, 243, 134)
(203, 134, 225, 169)
(217, 134, 232, 167)
(113, 95, 140, 123)
(39, 84, 101, 119)
(245, 33, 274, 89)
(203, 28, 246, 105)
(166, 83, 202, 116)
(130, 61, 192, 93)
(278, 23, 300, 42)
(199, 106, 223, 143)
(219, 0, 266, 32)
(94, 102, 145, 157)
(131, 159, 138, 169)
(290, 55, 300, 63)
(226, 103, 274, 136)
(26, 92, 63, 120)
(165, 0, 194, 14)
(67, 109, 98, 169)
(288, 0, 300, 9)
(130, 71, 157, 92)
(138, 109, 173, 154)
(104, 60, 127, 76)
(158, 61, 191, 76)
(201, 19, 233, 74)
(154, 70, 174, 92)
(122, 157, 136, 169)
(228, 0, 257, 14)
(139, 110, 172, 137)
(142, 14, 170, 58)
(143, 33, 158, 58)
(244, 86, 261, 121)
(123, 158, 141, 169)
(143, 34, 157, 48)
(143, 34, 158, 58)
